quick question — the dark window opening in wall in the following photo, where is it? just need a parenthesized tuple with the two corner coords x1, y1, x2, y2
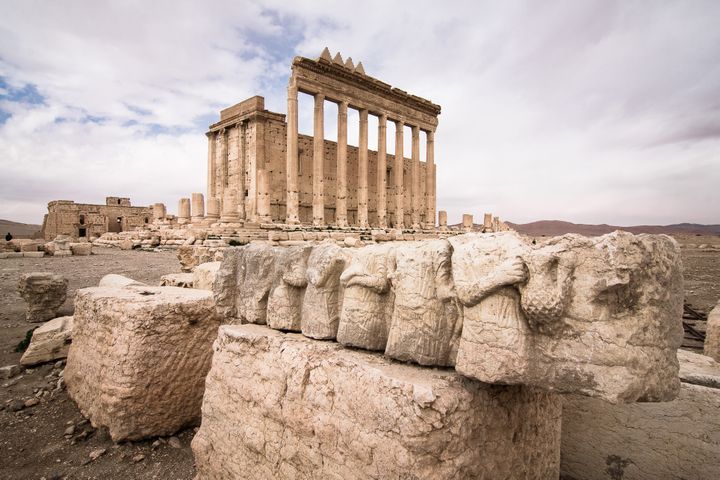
(245, 190, 249, 198)
(144, 217, 149, 223)
(117, 199, 121, 205)
(79, 214, 85, 225)
(117, 217, 122, 223)
(79, 228, 86, 237)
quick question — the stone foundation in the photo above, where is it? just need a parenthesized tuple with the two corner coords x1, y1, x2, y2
(65, 286, 221, 441)
(192, 325, 562, 480)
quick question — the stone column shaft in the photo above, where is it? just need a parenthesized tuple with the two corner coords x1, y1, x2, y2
(377, 114, 388, 228)
(206, 197, 220, 220)
(285, 83, 300, 224)
(257, 169, 272, 223)
(425, 130, 435, 228)
(357, 109, 369, 228)
(411, 125, 421, 229)
(220, 190, 239, 223)
(178, 198, 191, 225)
(394, 121, 404, 229)
(206, 132, 216, 199)
(191, 193, 205, 222)
(438, 210, 448, 231)
(220, 129, 229, 189)
(312, 93, 325, 226)
(336, 101, 348, 227)
(237, 122, 246, 220)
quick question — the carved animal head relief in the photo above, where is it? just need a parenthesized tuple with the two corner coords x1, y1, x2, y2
(518, 252, 575, 334)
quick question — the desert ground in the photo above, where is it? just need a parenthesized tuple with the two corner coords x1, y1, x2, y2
(0, 235, 718, 479)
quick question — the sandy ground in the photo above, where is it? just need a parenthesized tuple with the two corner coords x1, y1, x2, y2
(0, 237, 718, 480)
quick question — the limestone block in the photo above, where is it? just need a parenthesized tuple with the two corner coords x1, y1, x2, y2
(5, 252, 23, 258)
(450, 231, 683, 403)
(561, 350, 720, 480)
(160, 273, 194, 288)
(385, 239, 462, 366)
(98, 274, 146, 288)
(64, 286, 222, 441)
(300, 242, 347, 339)
(18, 272, 68, 323)
(20, 316, 73, 366)
(704, 301, 720, 362)
(266, 245, 312, 331)
(119, 239, 134, 250)
(69, 242, 92, 256)
(192, 261, 220, 291)
(192, 325, 562, 480)
(177, 245, 215, 272)
(23, 251, 44, 258)
(336, 243, 396, 351)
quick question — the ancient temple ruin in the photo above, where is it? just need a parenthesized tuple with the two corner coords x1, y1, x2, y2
(205, 48, 439, 229)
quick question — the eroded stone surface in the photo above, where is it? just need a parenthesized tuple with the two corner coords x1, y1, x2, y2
(561, 350, 720, 480)
(20, 316, 73, 366)
(160, 273, 194, 288)
(192, 261, 220, 291)
(300, 242, 346, 339)
(192, 325, 562, 480)
(450, 231, 683, 403)
(704, 301, 720, 362)
(18, 272, 68, 323)
(98, 274, 146, 288)
(64, 286, 222, 441)
(266, 245, 312, 331)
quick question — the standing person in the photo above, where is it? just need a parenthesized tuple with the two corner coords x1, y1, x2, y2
(4, 232, 12, 241)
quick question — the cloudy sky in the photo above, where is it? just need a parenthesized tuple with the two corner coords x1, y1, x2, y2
(1, 0, 718, 226)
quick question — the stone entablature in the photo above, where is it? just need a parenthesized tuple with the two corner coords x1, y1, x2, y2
(41, 197, 153, 240)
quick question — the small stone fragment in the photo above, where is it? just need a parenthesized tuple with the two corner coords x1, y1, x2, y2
(64, 425, 75, 436)
(132, 454, 145, 463)
(24, 398, 40, 408)
(89, 448, 106, 460)
(168, 436, 181, 448)
(0, 364, 24, 379)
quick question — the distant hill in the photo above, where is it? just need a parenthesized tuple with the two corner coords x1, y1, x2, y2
(505, 220, 720, 237)
(0, 219, 42, 238)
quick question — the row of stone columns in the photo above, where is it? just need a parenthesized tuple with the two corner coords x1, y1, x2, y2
(287, 85, 437, 229)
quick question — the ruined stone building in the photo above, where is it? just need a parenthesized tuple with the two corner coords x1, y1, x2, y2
(205, 48, 440, 229)
(41, 197, 153, 240)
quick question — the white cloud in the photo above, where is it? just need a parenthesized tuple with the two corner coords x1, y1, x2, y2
(0, 0, 718, 226)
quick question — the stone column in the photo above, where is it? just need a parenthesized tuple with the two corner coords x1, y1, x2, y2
(236, 122, 246, 221)
(152, 203, 166, 222)
(191, 193, 205, 222)
(257, 169, 272, 223)
(220, 190, 239, 223)
(206, 132, 216, 199)
(312, 93, 325, 226)
(336, 101, 349, 227)
(178, 198, 191, 225)
(411, 125, 421, 229)
(377, 114, 388, 228)
(220, 128, 228, 189)
(394, 121, 404, 229)
(206, 197, 220, 220)
(483, 213, 493, 232)
(357, 108, 369, 228)
(425, 130, 435, 228)
(462, 214, 474, 232)
(438, 210, 448, 231)
(285, 82, 300, 224)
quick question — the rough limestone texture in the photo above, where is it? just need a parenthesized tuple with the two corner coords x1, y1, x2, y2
(704, 300, 720, 362)
(385, 239, 462, 366)
(98, 274, 146, 288)
(561, 349, 720, 480)
(337, 243, 396, 351)
(20, 316, 73, 366)
(160, 273, 194, 288)
(64, 286, 222, 441)
(300, 242, 347, 339)
(192, 261, 221, 291)
(450, 231, 684, 403)
(192, 325, 562, 480)
(69, 242, 92, 256)
(18, 272, 68, 323)
(266, 245, 312, 331)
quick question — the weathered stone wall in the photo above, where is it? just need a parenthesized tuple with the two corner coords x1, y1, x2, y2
(192, 324, 562, 480)
(561, 350, 720, 480)
(41, 198, 153, 240)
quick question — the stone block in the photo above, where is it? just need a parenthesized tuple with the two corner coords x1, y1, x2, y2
(98, 274, 146, 288)
(192, 325, 562, 480)
(160, 273, 194, 288)
(23, 251, 44, 258)
(20, 316, 73, 366)
(70, 242, 92, 255)
(6, 252, 23, 258)
(449, 231, 683, 403)
(64, 286, 222, 441)
(300, 242, 346, 339)
(704, 301, 720, 362)
(266, 245, 312, 331)
(192, 261, 221, 291)
(119, 239, 134, 250)
(1, 364, 24, 379)
(18, 272, 68, 323)
(561, 350, 720, 480)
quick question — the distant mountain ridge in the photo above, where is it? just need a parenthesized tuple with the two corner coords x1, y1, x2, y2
(505, 220, 720, 237)
(0, 219, 42, 238)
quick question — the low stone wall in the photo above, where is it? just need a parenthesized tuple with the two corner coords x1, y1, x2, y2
(65, 285, 222, 441)
(192, 324, 562, 480)
(560, 350, 720, 480)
